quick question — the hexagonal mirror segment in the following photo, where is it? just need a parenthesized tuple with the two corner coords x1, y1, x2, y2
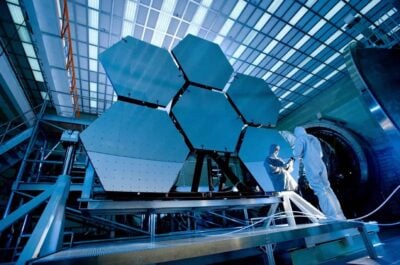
(172, 34, 233, 90)
(99, 36, 185, 107)
(171, 85, 243, 152)
(238, 127, 292, 192)
(80, 101, 189, 192)
(227, 74, 281, 126)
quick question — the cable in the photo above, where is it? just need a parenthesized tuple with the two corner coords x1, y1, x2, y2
(350, 184, 400, 221)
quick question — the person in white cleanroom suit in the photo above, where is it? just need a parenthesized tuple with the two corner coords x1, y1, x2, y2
(293, 127, 346, 220)
(265, 144, 298, 191)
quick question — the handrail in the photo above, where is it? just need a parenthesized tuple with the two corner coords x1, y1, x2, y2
(0, 103, 44, 145)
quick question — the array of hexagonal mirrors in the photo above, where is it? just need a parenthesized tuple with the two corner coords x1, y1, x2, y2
(80, 34, 292, 193)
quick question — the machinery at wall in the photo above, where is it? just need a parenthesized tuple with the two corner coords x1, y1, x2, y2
(0, 36, 382, 264)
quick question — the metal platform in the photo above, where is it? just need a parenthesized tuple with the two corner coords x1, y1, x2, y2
(31, 221, 379, 265)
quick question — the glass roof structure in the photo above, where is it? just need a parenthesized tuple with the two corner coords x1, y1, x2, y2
(3, 0, 400, 119)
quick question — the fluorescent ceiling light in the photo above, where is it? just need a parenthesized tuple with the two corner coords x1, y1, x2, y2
(338, 64, 346, 70)
(40, 91, 48, 100)
(271, 86, 278, 92)
(276, 77, 287, 86)
(289, 7, 308, 25)
(325, 30, 342, 45)
(360, 0, 380, 14)
(28, 58, 40, 71)
(125, 0, 137, 21)
(154, 13, 172, 34)
(253, 53, 266, 65)
(88, 9, 99, 28)
(233, 44, 246, 58)
(32, 70, 44, 82)
(263, 40, 278, 54)
(219, 19, 234, 36)
(151, 33, 165, 47)
(293, 35, 310, 49)
(275, 24, 292, 41)
(355, 34, 363, 40)
(214, 35, 224, 44)
(6, 0, 20, 4)
(22, 43, 36, 58)
(113, 92, 118, 102)
(8, 4, 25, 25)
(268, 0, 283, 13)
(230, 0, 246, 20)
(243, 30, 257, 45)
(229, 57, 236, 65)
(17, 26, 31, 43)
(89, 45, 98, 59)
(254, 13, 271, 31)
(88, 29, 98, 45)
(325, 1, 345, 20)
(187, 5, 209, 35)
(305, 0, 317, 7)
(88, 0, 99, 9)
(89, 59, 98, 71)
(244, 65, 255, 75)
(309, 44, 326, 57)
(325, 52, 340, 64)
(280, 90, 291, 99)
(286, 67, 299, 78)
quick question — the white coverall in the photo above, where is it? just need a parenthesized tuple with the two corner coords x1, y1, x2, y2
(293, 127, 346, 220)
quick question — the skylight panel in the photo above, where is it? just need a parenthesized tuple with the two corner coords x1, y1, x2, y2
(289, 7, 308, 26)
(311, 64, 325, 74)
(88, 0, 99, 9)
(305, 0, 317, 8)
(90, 99, 97, 108)
(187, 5, 209, 35)
(275, 24, 292, 41)
(281, 90, 291, 99)
(202, 0, 213, 8)
(90, 82, 97, 92)
(267, 0, 283, 13)
(219, 19, 234, 36)
(122, 21, 134, 37)
(32, 70, 44, 82)
(8, 4, 25, 25)
(276, 77, 288, 86)
(154, 13, 171, 34)
(338, 64, 346, 70)
(309, 44, 326, 57)
(263, 71, 272, 80)
(325, 30, 342, 45)
(89, 45, 98, 59)
(125, 0, 137, 21)
(308, 19, 326, 35)
(253, 53, 266, 65)
(325, 69, 339, 80)
(28, 58, 40, 71)
(233, 44, 246, 58)
(254, 13, 271, 31)
(214, 36, 224, 44)
(325, 52, 340, 64)
(22, 43, 36, 58)
(301, 73, 313, 83)
(89, 59, 98, 71)
(40, 91, 48, 100)
(290, 83, 301, 91)
(325, 1, 345, 20)
(88, 29, 98, 45)
(243, 30, 257, 45)
(17, 26, 31, 43)
(229, 57, 236, 65)
(281, 49, 296, 61)
(230, 0, 246, 20)
(88, 9, 99, 28)
(270, 61, 284, 72)
(286, 67, 299, 78)
(151, 33, 165, 47)
(263, 40, 278, 54)
(293, 35, 310, 49)
(244, 65, 255, 75)
(313, 79, 326, 88)
(360, 0, 380, 14)
(303, 88, 313, 95)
